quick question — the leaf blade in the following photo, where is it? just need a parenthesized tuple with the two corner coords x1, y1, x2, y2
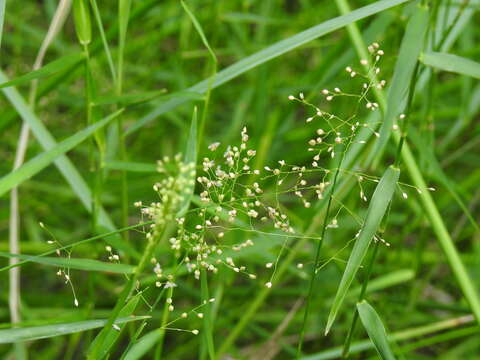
(123, 329, 162, 360)
(0, 316, 149, 344)
(372, 4, 429, 162)
(126, 0, 410, 134)
(0, 252, 135, 274)
(0, 69, 140, 259)
(88, 294, 142, 359)
(0, 110, 122, 197)
(326, 166, 400, 334)
(357, 300, 396, 360)
(420, 51, 480, 79)
(0, 53, 85, 89)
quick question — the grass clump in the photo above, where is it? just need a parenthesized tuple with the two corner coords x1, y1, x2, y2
(1, 1, 480, 359)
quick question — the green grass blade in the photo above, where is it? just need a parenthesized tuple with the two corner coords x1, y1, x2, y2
(104, 161, 157, 173)
(0, 0, 5, 48)
(89, 0, 117, 82)
(336, 0, 480, 327)
(409, 129, 479, 232)
(180, 0, 217, 65)
(357, 300, 396, 360)
(177, 106, 198, 217)
(180, 0, 217, 146)
(400, 143, 480, 324)
(326, 166, 400, 334)
(0, 316, 148, 344)
(0, 223, 151, 273)
(0, 251, 135, 274)
(88, 294, 141, 359)
(0, 69, 139, 258)
(0, 110, 122, 197)
(303, 315, 475, 360)
(372, 4, 429, 162)
(0, 53, 85, 89)
(126, 0, 410, 134)
(346, 269, 414, 300)
(123, 329, 162, 360)
(420, 51, 480, 79)
(117, 0, 131, 92)
(93, 89, 167, 106)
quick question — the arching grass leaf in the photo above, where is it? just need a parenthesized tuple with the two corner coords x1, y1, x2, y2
(0, 53, 85, 89)
(126, 0, 410, 134)
(0, 110, 122, 197)
(420, 51, 480, 79)
(326, 166, 400, 334)
(357, 300, 396, 360)
(372, 4, 429, 162)
(0, 251, 135, 274)
(0, 316, 149, 344)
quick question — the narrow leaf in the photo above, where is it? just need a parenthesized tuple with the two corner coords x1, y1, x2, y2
(326, 166, 400, 334)
(373, 4, 429, 160)
(0, 70, 140, 258)
(0, 53, 85, 89)
(104, 161, 157, 173)
(0, 316, 149, 344)
(0, 251, 135, 274)
(409, 128, 479, 232)
(127, 0, 410, 134)
(0, 0, 5, 48)
(420, 51, 480, 79)
(181, 0, 217, 64)
(89, 294, 142, 359)
(89, 0, 117, 82)
(0, 110, 122, 197)
(123, 329, 162, 360)
(357, 300, 396, 360)
(93, 89, 167, 106)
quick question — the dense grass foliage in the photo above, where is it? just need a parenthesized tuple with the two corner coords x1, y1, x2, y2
(1, 1, 479, 359)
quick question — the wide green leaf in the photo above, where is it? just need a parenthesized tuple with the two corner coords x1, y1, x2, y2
(0, 251, 135, 274)
(420, 51, 480, 79)
(326, 166, 400, 334)
(357, 300, 396, 360)
(0, 110, 122, 197)
(126, 0, 410, 134)
(0, 53, 85, 89)
(0, 316, 149, 344)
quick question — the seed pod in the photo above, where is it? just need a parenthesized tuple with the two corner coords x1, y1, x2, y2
(73, 0, 91, 46)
